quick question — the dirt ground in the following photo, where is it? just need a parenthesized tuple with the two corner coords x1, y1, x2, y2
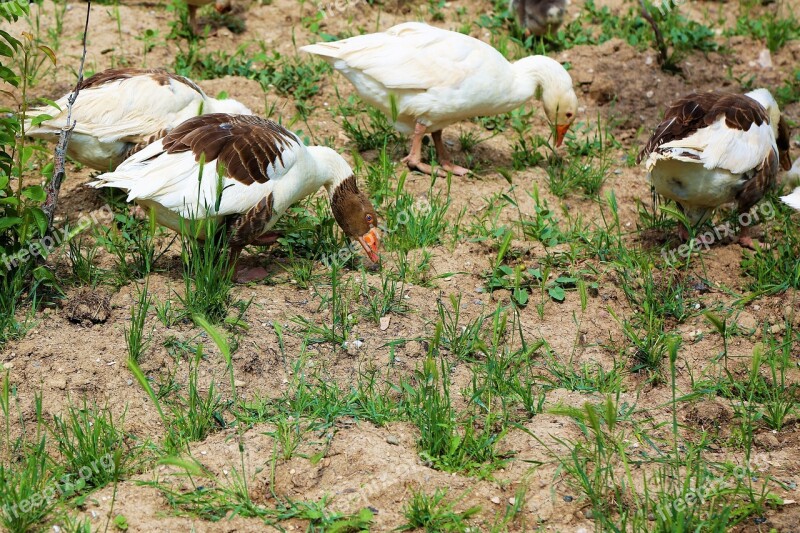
(3, 0, 800, 531)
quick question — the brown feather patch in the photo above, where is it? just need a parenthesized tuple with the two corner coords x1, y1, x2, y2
(737, 149, 778, 214)
(228, 194, 275, 248)
(777, 115, 792, 171)
(638, 91, 770, 164)
(161, 114, 299, 185)
(79, 67, 204, 95)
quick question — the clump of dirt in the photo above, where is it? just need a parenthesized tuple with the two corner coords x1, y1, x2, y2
(62, 288, 112, 326)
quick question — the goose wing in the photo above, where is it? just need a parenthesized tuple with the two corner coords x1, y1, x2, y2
(300, 22, 496, 90)
(638, 91, 776, 175)
(90, 114, 304, 219)
(27, 68, 210, 144)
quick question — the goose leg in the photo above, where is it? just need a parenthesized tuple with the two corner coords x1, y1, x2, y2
(229, 246, 269, 283)
(188, 4, 201, 34)
(251, 231, 281, 246)
(736, 225, 763, 250)
(401, 122, 430, 174)
(432, 130, 469, 176)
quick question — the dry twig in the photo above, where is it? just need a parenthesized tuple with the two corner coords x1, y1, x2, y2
(42, 0, 91, 233)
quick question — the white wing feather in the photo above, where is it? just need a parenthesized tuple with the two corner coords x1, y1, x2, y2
(781, 187, 800, 211)
(300, 22, 495, 90)
(27, 75, 231, 143)
(90, 137, 303, 219)
(658, 116, 776, 175)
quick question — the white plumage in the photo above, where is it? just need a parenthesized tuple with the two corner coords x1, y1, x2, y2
(90, 126, 334, 232)
(782, 187, 800, 210)
(301, 22, 577, 176)
(26, 68, 252, 171)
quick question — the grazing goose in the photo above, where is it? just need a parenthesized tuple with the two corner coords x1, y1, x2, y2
(637, 88, 791, 248)
(90, 114, 380, 283)
(26, 68, 252, 171)
(301, 22, 578, 177)
(185, 0, 231, 34)
(510, 0, 569, 37)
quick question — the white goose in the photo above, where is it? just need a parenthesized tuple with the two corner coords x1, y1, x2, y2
(638, 88, 791, 248)
(26, 68, 252, 171)
(301, 22, 578, 177)
(90, 114, 380, 283)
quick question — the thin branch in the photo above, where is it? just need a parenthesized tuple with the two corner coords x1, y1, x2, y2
(639, 0, 673, 71)
(42, 0, 91, 234)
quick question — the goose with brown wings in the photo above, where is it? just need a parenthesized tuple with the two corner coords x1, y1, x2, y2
(637, 88, 791, 248)
(90, 114, 380, 283)
(26, 68, 251, 171)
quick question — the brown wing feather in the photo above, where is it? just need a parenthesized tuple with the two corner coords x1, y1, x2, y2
(161, 114, 300, 185)
(228, 193, 275, 247)
(79, 68, 204, 96)
(637, 91, 769, 164)
(777, 115, 792, 171)
(737, 149, 778, 213)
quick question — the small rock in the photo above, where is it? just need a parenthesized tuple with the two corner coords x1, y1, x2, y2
(757, 49, 772, 69)
(289, 468, 296, 475)
(2, 362, 12, 370)
(234, 380, 246, 387)
(379, 316, 391, 331)
(508, 497, 516, 505)
(770, 323, 785, 335)
(490, 496, 501, 505)
(583, 509, 594, 519)
(737, 312, 757, 331)
(563, 495, 573, 502)
(386, 435, 400, 445)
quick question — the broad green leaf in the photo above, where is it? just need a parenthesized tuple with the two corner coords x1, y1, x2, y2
(20, 146, 33, 167)
(0, 216, 22, 232)
(30, 113, 53, 127)
(27, 206, 48, 236)
(548, 286, 565, 301)
(0, 30, 21, 52)
(22, 184, 46, 202)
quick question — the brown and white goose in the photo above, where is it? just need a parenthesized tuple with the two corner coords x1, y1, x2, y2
(90, 114, 380, 283)
(510, 0, 570, 37)
(26, 68, 252, 171)
(637, 88, 791, 248)
(301, 22, 578, 177)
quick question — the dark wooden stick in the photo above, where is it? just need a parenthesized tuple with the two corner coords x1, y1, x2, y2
(639, 0, 671, 69)
(42, 0, 91, 233)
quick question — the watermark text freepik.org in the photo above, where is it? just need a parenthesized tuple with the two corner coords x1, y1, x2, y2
(2, 453, 115, 520)
(0, 205, 114, 272)
(661, 202, 775, 265)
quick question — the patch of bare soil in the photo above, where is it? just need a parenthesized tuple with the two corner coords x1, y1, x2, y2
(2, 0, 800, 531)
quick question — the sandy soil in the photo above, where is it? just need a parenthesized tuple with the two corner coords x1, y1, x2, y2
(2, 0, 800, 531)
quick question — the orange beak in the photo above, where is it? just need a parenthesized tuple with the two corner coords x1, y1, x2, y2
(555, 124, 570, 147)
(357, 227, 381, 264)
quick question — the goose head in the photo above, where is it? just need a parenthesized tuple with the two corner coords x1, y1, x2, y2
(746, 88, 792, 170)
(514, 55, 578, 146)
(312, 147, 381, 263)
(331, 178, 381, 263)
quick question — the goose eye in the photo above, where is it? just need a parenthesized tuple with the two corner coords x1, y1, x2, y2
(566, 112, 573, 119)
(366, 214, 374, 224)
